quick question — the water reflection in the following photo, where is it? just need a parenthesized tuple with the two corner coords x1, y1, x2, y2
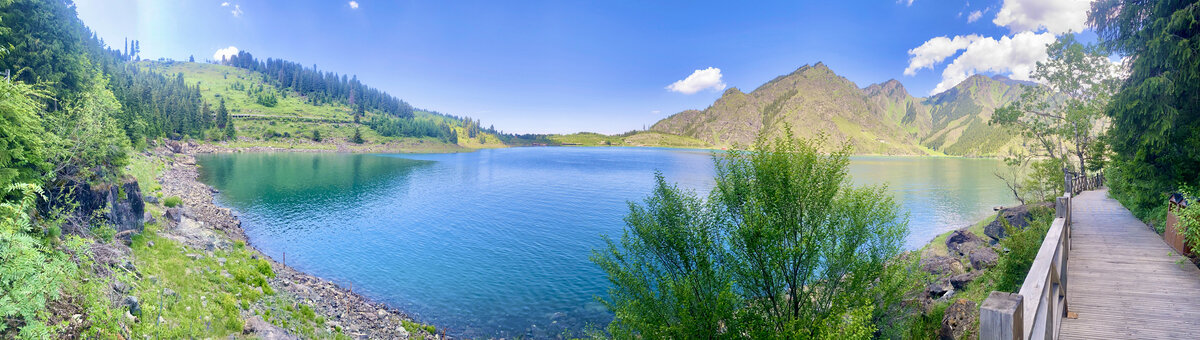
(195, 148, 1012, 338)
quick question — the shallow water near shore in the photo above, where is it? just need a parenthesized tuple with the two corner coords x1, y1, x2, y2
(195, 147, 1013, 338)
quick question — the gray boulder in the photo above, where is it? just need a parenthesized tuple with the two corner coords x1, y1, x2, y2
(948, 271, 982, 290)
(945, 230, 986, 258)
(105, 176, 144, 235)
(969, 247, 999, 270)
(939, 299, 978, 340)
(124, 295, 141, 316)
(920, 255, 965, 277)
(985, 203, 1053, 241)
(164, 207, 183, 223)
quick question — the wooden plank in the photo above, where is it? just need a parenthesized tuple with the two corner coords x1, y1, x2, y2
(1059, 188, 1200, 339)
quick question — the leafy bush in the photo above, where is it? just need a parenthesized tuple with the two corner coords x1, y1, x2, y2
(0, 184, 77, 337)
(1177, 187, 1200, 255)
(163, 196, 182, 208)
(593, 129, 915, 339)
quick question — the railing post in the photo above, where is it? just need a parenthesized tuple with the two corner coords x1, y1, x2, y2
(981, 292, 1024, 340)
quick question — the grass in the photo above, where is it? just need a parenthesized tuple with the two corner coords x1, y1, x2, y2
(163, 196, 182, 208)
(920, 213, 996, 258)
(126, 154, 166, 195)
(547, 131, 710, 148)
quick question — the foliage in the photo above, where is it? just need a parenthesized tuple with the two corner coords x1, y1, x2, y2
(1089, 0, 1200, 223)
(714, 130, 909, 338)
(990, 34, 1119, 177)
(0, 80, 49, 188)
(351, 127, 365, 144)
(163, 196, 182, 208)
(43, 75, 131, 183)
(593, 129, 916, 339)
(592, 174, 738, 339)
(0, 184, 77, 337)
(365, 115, 457, 143)
(1176, 187, 1200, 256)
(969, 207, 1054, 295)
(222, 51, 415, 118)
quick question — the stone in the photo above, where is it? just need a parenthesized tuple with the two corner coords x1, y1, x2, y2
(984, 203, 1053, 241)
(920, 255, 965, 277)
(107, 176, 145, 234)
(143, 211, 157, 225)
(162, 288, 177, 299)
(968, 247, 999, 270)
(124, 295, 141, 316)
(39, 176, 144, 236)
(113, 281, 129, 294)
(939, 299, 978, 340)
(145, 195, 159, 204)
(948, 271, 982, 290)
(397, 326, 409, 338)
(164, 208, 184, 223)
(945, 230, 986, 258)
(927, 279, 954, 299)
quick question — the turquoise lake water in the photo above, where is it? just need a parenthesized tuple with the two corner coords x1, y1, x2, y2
(194, 147, 1013, 338)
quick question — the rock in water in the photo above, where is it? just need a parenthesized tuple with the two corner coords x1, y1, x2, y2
(939, 299, 977, 340)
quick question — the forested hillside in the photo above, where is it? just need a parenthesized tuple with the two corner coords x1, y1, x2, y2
(650, 63, 1031, 156)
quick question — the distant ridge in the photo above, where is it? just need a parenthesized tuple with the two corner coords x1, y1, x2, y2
(651, 63, 1029, 156)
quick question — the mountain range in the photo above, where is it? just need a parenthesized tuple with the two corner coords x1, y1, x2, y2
(650, 62, 1034, 156)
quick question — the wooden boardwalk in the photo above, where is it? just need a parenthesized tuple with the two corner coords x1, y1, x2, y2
(1059, 189, 1200, 339)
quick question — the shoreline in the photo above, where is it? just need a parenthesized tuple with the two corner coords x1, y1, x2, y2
(154, 142, 444, 339)
(165, 139, 1007, 339)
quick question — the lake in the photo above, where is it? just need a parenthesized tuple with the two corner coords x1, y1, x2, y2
(194, 147, 1013, 338)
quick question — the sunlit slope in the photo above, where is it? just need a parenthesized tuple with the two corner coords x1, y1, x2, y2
(652, 63, 1028, 156)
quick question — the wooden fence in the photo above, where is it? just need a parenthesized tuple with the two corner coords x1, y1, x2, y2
(1164, 194, 1192, 256)
(980, 171, 1103, 340)
(1065, 171, 1104, 195)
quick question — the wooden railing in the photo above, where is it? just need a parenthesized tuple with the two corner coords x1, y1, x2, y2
(1065, 171, 1104, 195)
(1165, 194, 1192, 256)
(980, 171, 1100, 340)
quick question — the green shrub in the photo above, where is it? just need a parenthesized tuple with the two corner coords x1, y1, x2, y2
(593, 128, 914, 339)
(91, 224, 116, 243)
(163, 196, 182, 207)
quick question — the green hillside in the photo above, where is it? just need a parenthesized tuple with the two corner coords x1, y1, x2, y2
(651, 63, 1030, 156)
(547, 131, 709, 148)
(145, 61, 510, 152)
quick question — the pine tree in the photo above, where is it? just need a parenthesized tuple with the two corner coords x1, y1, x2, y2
(352, 127, 364, 144)
(216, 98, 229, 128)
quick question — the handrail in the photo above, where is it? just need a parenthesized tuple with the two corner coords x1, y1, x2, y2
(1065, 170, 1104, 196)
(980, 188, 1078, 340)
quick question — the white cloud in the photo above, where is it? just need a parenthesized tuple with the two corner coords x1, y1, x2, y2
(651, 110, 661, 115)
(666, 67, 727, 95)
(231, 4, 243, 17)
(967, 10, 984, 23)
(221, 2, 229, 6)
(993, 0, 1091, 34)
(898, 0, 915, 7)
(904, 35, 982, 76)
(213, 46, 239, 62)
(929, 31, 1058, 94)
(348, 1, 359, 9)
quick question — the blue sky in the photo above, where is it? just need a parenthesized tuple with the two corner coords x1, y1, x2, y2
(75, 0, 1094, 134)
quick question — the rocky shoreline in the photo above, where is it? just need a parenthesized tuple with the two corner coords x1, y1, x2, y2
(152, 142, 443, 339)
